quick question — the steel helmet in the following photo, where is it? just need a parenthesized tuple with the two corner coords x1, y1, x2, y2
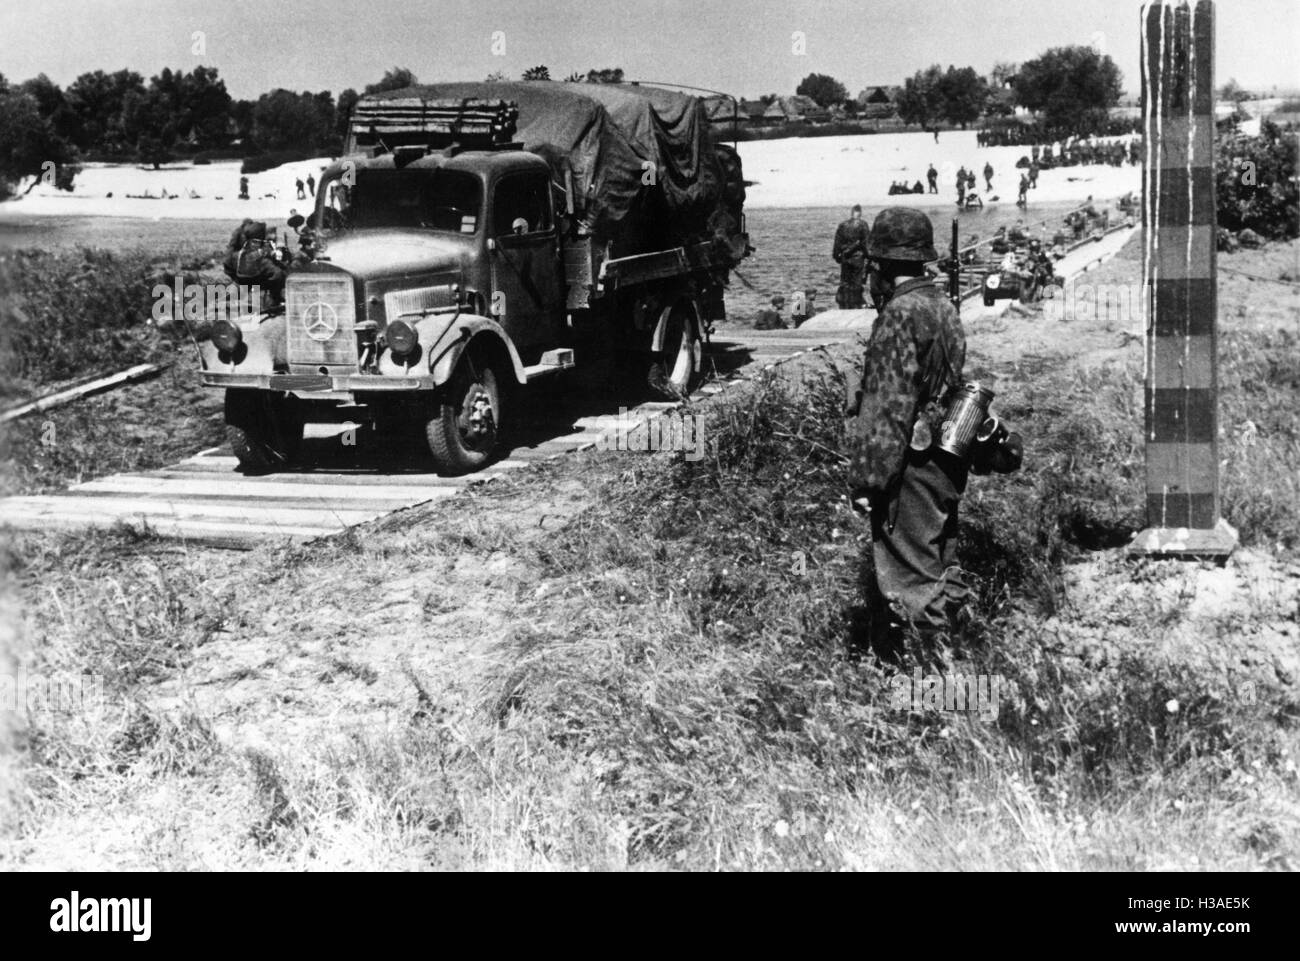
(867, 207, 939, 262)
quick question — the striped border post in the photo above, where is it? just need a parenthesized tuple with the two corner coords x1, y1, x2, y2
(1131, 0, 1237, 559)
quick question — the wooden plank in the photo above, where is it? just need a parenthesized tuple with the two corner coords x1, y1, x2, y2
(0, 512, 331, 547)
(151, 466, 513, 486)
(0, 364, 169, 424)
(73, 475, 459, 502)
(0, 496, 380, 528)
(43, 488, 422, 516)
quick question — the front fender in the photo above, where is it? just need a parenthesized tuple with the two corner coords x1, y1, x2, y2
(195, 312, 286, 373)
(377, 312, 527, 386)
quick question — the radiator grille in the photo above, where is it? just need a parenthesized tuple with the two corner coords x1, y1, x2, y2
(383, 284, 455, 321)
(287, 276, 357, 368)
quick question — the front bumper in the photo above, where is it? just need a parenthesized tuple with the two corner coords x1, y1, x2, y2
(200, 371, 437, 392)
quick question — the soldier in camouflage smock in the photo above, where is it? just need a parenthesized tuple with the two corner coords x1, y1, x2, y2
(845, 207, 1022, 638)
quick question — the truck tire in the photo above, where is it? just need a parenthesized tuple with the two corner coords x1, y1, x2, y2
(647, 302, 702, 400)
(225, 389, 303, 474)
(426, 357, 501, 475)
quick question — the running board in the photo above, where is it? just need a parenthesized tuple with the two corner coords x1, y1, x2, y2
(523, 349, 576, 381)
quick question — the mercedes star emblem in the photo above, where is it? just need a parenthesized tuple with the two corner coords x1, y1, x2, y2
(302, 301, 339, 342)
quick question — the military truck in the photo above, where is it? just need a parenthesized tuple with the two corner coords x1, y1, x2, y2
(196, 82, 750, 474)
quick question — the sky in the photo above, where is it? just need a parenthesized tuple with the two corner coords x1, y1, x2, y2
(2, 0, 1297, 101)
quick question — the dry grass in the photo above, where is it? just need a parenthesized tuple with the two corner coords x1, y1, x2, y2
(5, 335, 1297, 870)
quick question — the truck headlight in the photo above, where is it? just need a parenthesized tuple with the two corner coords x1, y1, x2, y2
(211, 319, 243, 352)
(386, 319, 419, 356)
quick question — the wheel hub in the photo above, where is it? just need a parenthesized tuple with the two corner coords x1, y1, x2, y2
(464, 391, 495, 440)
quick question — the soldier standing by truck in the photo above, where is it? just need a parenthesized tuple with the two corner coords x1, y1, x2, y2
(844, 207, 1022, 642)
(832, 205, 870, 308)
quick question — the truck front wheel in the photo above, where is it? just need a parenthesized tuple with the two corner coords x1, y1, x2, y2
(225, 389, 304, 474)
(648, 302, 702, 400)
(426, 358, 501, 475)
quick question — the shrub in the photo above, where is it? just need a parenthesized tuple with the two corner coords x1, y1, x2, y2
(1216, 120, 1299, 240)
(0, 248, 167, 393)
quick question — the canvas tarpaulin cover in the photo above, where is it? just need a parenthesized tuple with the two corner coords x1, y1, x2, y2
(357, 82, 732, 247)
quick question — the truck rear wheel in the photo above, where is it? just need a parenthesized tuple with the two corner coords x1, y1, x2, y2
(648, 302, 702, 400)
(426, 358, 501, 475)
(225, 389, 304, 474)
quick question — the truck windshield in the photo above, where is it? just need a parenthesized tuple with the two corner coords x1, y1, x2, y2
(316, 168, 483, 233)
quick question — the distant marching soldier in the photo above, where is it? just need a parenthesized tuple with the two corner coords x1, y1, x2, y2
(983, 161, 994, 192)
(955, 167, 967, 206)
(832, 205, 871, 308)
(927, 164, 939, 194)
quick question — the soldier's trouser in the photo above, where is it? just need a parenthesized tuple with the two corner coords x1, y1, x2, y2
(870, 448, 971, 631)
(837, 257, 866, 308)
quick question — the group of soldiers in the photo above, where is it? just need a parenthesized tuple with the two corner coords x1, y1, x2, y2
(1011, 138, 1142, 169)
(753, 290, 819, 329)
(1041, 138, 1140, 167)
(976, 123, 1141, 149)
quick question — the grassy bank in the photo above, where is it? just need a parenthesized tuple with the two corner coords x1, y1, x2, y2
(7, 307, 1297, 868)
(0, 244, 227, 495)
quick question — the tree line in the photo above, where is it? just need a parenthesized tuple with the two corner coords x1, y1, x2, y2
(0, 49, 1128, 197)
(0, 64, 654, 197)
(787, 47, 1125, 136)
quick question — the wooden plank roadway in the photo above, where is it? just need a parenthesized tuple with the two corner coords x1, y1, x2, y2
(0, 326, 851, 549)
